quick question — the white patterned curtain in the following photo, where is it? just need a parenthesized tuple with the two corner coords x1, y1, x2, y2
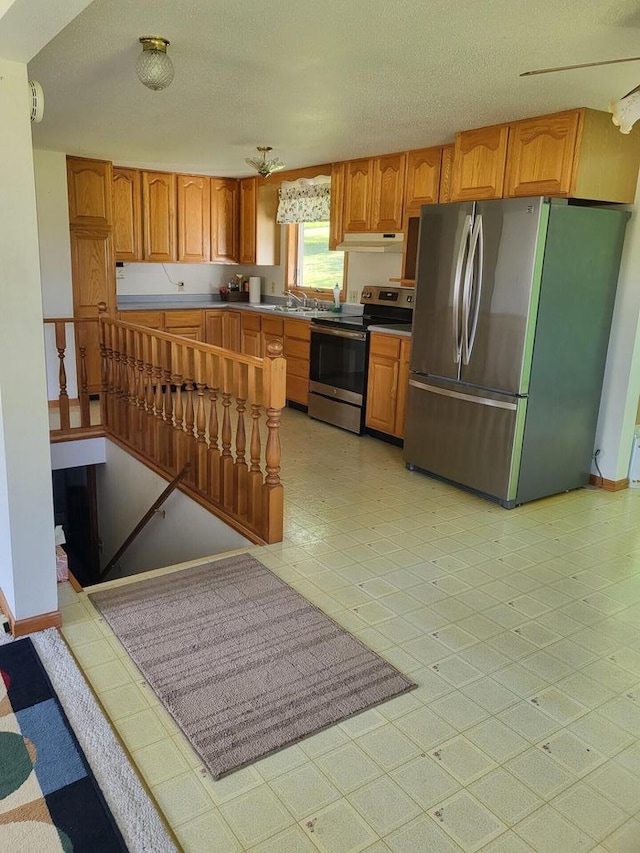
(276, 176, 331, 224)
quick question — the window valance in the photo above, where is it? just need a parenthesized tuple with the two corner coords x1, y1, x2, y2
(276, 176, 331, 224)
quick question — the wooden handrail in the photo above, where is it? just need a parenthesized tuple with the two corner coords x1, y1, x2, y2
(100, 464, 191, 580)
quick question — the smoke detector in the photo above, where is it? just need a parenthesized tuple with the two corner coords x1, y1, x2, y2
(29, 80, 44, 123)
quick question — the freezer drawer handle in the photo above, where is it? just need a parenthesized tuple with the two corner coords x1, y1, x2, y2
(409, 379, 518, 410)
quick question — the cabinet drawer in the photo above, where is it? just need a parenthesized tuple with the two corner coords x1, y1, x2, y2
(286, 356, 310, 379)
(285, 338, 310, 360)
(262, 315, 284, 337)
(286, 375, 309, 405)
(370, 333, 401, 359)
(121, 310, 163, 328)
(242, 313, 261, 332)
(164, 310, 203, 329)
(284, 318, 311, 341)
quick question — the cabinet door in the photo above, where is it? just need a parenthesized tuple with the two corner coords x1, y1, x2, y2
(365, 334, 401, 434)
(451, 125, 509, 201)
(343, 158, 373, 231)
(241, 312, 262, 356)
(67, 157, 113, 228)
(504, 110, 581, 198)
(439, 144, 455, 203)
(205, 311, 224, 347)
(223, 311, 241, 352)
(395, 339, 411, 437)
(177, 175, 211, 262)
(262, 315, 284, 357)
(164, 310, 203, 341)
(371, 153, 406, 231)
(69, 228, 115, 392)
(239, 177, 257, 264)
(112, 167, 142, 261)
(211, 178, 239, 262)
(142, 171, 177, 261)
(405, 147, 441, 214)
(329, 162, 346, 250)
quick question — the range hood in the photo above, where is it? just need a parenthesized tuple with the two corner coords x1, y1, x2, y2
(336, 232, 404, 252)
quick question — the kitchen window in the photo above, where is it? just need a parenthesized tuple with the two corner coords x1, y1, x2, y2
(286, 222, 346, 300)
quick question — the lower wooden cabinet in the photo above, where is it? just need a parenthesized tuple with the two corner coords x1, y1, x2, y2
(163, 309, 203, 341)
(283, 318, 310, 405)
(366, 333, 411, 438)
(241, 312, 262, 357)
(204, 309, 241, 351)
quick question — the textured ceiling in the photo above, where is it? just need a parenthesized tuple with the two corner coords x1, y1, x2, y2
(26, 0, 640, 177)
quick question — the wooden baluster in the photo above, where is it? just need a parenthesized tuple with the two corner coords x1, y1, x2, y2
(262, 341, 285, 543)
(248, 399, 263, 530)
(162, 339, 174, 469)
(78, 334, 91, 427)
(105, 323, 117, 433)
(207, 353, 221, 503)
(135, 329, 146, 453)
(54, 321, 70, 430)
(117, 325, 129, 440)
(183, 346, 196, 487)
(220, 357, 234, 510)
(194, 349, 209, 494)
(152, 336, 165, 467)
(98, 304, 108, 429)
(144, 332, 156, 458)
(126, 327, 137, 441)
(234, 361, 248, 518)
(172, 342, 185, 476)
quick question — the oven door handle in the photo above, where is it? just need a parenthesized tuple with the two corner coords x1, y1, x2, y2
(311, 326, 367, 342)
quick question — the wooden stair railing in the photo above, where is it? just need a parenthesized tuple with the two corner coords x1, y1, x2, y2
(99, 464, 191, 580)
(99, 313, 286, 544)
(44, 317, 100, 434)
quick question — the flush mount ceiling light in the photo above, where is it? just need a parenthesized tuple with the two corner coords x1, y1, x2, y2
(245, 146, 286, 178)
(610, 84, 640, 134)
(136, 36, 174, 91)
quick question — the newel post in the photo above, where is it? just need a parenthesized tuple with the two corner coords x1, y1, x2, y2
(262, 340, 286, 543)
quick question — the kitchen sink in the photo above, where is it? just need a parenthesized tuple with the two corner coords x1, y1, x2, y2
(272, 306, 331, 317)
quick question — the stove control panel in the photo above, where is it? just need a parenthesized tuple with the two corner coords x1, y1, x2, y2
(360, 286, 414, 310)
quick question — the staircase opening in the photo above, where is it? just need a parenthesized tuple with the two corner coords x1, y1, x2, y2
(52, 466, 101, 587)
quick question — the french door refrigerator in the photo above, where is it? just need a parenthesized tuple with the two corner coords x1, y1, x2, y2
(403, 197, 629, 508)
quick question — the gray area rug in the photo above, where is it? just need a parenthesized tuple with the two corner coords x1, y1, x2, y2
(89, 553, 416, 779)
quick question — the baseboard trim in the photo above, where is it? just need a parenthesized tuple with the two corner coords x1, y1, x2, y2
(68, 570, 83, 593)
(589, 474, 629, 492)
(0, 587, 62, 637)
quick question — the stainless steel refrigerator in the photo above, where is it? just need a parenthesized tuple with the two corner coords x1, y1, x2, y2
(403, 197, 630, 508)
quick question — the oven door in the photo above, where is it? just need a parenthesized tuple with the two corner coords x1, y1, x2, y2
(309, 325, 368, 405)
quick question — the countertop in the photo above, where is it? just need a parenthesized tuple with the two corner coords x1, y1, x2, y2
(368, 323, 412, 337)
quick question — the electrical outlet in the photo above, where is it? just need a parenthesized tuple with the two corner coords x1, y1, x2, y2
(270, 281, 276, 294)
(176, 281, 184, 289)
(349, 290, 359, 303)
(115, 266, 125, 280)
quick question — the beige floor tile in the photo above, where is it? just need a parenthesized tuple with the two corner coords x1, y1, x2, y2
(393, 706, 457, 751)
(601, 818, 640, 853)
(431, 735, 497, 786)
(83, 658, 132, 692)
(219, 785, 294, 847)
(301, 800, 378, 853)
(249, 825, 318, 853)
(390, 754, 460, 810)
(269, 763, 341, 820)
(468, 768, 542, 824)
(505, 749, 574, 799)
(552, 783, 626, 843)
(477, 830, 536, 852)
(428, 791, 506, 853)
(175, 808, 242, 853)
(585, 761, 640, 815)
(116, 707, 172, 751)
(348, 776, 421, 836)
(515, 805, 594, 853)
(465, 717, 529, 764)
(133, 737, 191, 785)
(356, 724, 421, 771)
(153, 771, 215, 827)
(315, 743, 382, 794)
(385, 815, 464, 852)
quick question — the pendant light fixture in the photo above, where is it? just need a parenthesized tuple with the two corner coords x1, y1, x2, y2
(136, 36, 174, 91)
(245, 146, 286, 178)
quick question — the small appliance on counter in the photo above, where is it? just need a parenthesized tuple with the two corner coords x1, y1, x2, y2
(220, 274, 250, 302)
(308, 286, 414, 434)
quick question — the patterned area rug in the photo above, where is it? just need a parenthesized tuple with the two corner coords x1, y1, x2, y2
(89, 553, 417, 779)
(0, 638, 127, 851)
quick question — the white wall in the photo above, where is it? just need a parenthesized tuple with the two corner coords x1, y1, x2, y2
(594, 175, 640, 481)
(0, 59, 57, 620)
(344, 252, 403, 302)
(117, 260, 284, 298)
(95, 441, 250, 577)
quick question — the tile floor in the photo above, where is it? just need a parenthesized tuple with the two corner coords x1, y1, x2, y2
(59, 408, 640, 852)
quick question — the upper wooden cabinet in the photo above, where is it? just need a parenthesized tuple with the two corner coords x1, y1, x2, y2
(505, 108, 640, 203)
(371, 153, 406, 231)
(211, 179, 239, 263)
(177, 174, 211, 263)
(343, 154, 405, 232)
(112, 168, 142, 261)
(404, 147, 442, 214)
(438, 145, 455, 204)
(343, 158, 374, 232)
(239, 177, 280, 265)
(328, 162, 346, 250)
(451, 124, 510, 201)
(67, 157, 113, 228)
(142, 171, 177, 262)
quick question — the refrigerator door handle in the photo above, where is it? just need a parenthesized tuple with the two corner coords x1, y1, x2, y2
(409, 378, 518, 410)
(452, 215, 472, 365)
(462, 214, 484, 364)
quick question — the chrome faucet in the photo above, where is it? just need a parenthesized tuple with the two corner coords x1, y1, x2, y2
(285, 290, 306, 308)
